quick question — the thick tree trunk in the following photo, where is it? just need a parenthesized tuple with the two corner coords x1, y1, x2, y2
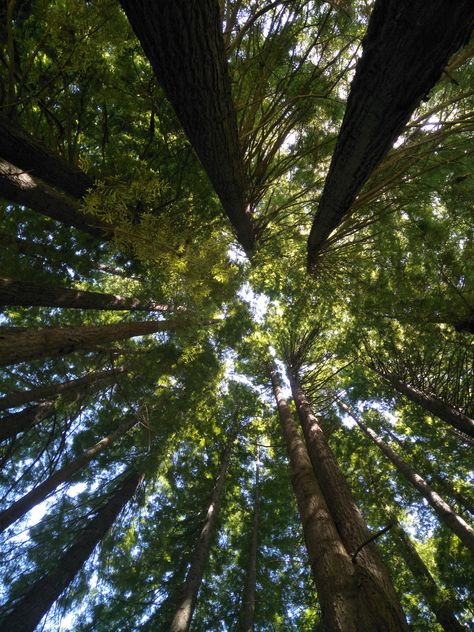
(0, 277, 177, 312)
(287, 369, 406, 625)
(120, 0, 256, 255)
(348, 407, 474, 554)
(0, 158, 109, 239)
(0, 400, 55, 442)
(392, 522, 465, 632)
(373, 367, 474, 438)
(169, 432, 234, 632)
(0, 416, 138, 533)
(241, 449, 259, 632)
(307, 0, 474, 268)
(0, 115, 93, 199)
(0, 318, 191, 366)
(0, 470, 142, 632)
(0, 367, 124, 411)
(269, 361, 408, 631)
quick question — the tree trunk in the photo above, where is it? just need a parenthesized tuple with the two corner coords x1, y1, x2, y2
(241, 447, 259, 632)
(0, 158, 109, 239)
(120, 0, 256, 255)
(269, 361, 408, 632)
(287, 369, 406, 624)
(0, 114, 93, 199)
(373, 367, 474, 438)
(0, 470, 142, 632)
(392, 522, 465, 632)
(307, 0, 474, 267)
(0, 367, 125, 411)
(0, 318, 193, 366)
(0, 277, 179, 312)
(0, 416, 138, 533)
(169, 431, 234, 632)
(0, 400, 55, 442)
(346, 405, 474, 554)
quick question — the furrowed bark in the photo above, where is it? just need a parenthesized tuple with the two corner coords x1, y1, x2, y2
(0, 416, 138, 533)
(169, 432, 234, 632)
(241, 449, 259, 632)
(347, 406, 474, 554)
(0, 158, 110, 239)
(287, 369, 406, 627)
(0, 318, 192, 366)
(0, 470, 142, 632)
(0, 367, 125, 411)
(391, 522, 464, 632)
(120, 0, 256, 255)
(0, 115, 93, 199)
(0, 277, 178, 312)
(372, 367, 474, 438)
(307, 0, 474, 268)
(0, 400, 55, 442)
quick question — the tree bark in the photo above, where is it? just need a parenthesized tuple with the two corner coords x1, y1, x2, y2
(287, 368, 406, 625)
(0, 367, 125, 411)
(0, 158, 110, 239)
(0, 470, 142, 632)
(391, 522, 465, 632)
(0, 318, 193, 366)
(269, 361, 408, 632)
(0, 416, 138, 533)
(169, 431, 234, 632)
(372, 367, 474, 438)
(241, 447, 259, 632)
(307, 0, 474, 268)
(0, 277, 179, 312)
(0, 115, 93, 199)
(120, 0, 256, 255)
(347, 405, 474, 554)
(0, 400, 55, 442)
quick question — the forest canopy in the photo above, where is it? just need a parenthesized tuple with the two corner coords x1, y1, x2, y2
(0, 1, 473, 631)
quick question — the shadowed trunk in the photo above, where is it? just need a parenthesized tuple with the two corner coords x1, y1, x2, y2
(241, 448, 259, 632)
(372, 367, 474, 438)
(169, 431, 234, 632)
(0, 400, 56, 442)
(0, 416, 139, 533)
(120, 0, 256, 255)
(0, 470, 142, 632)
(269, 361, 408, 631)
(0, 158, 110, 239)
(391, 522, 465, 632)
(0, 277, 179, 312)
(0, 318, 195, 366)
(307, 0, 474, 267)
(345, 404, 474, 554)
(0, 367, 125, 411)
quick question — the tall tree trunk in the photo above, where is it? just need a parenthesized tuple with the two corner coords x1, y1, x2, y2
(0, 367, 125, 411)
(0, 277, 180, 312)
(120, 0, 256, 255)
(169, 431, 235, 632)
(0, 400, 55, 442)
(343, 403, 474, 554)
(286, 368, 406, 623)
(391, 521, 465, 632)
(372, 367, 474, 438)
(0, 318, 195, 366)
(241, 446, 260, 632)
(0, 470, 142, 632)
(0, 158, 110, 239)
(0, 114, 93, 198)
(0, 416, 138, 533)
(269, 361, 408, 632)
(307, 0, 474, 267)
